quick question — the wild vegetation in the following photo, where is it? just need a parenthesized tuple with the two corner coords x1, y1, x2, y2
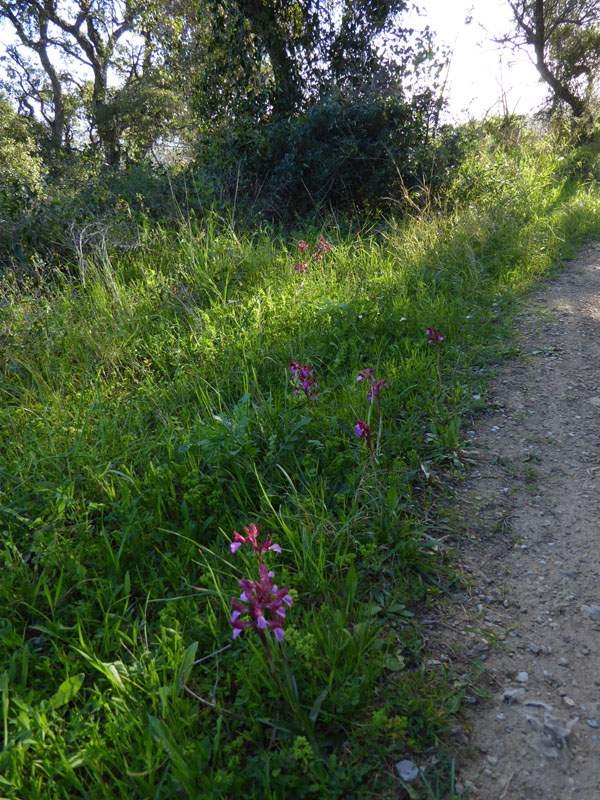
(1, 120, 599, 797)
(1, 0, 600, 797)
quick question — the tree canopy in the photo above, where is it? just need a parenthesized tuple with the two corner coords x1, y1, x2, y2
(0, 0, 438, 164)
(192, 0, 436, 121)
(0, 0, 185, 162)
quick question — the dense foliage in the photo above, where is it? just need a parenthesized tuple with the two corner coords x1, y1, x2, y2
(195, 86, 444, 219)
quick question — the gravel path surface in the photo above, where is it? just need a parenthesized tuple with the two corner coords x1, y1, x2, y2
(438, 240, 600, 799)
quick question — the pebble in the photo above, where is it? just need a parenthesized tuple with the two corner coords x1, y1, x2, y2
(580, 604, 600, 618)
(516, 671, 529, 683)
(524, 700, 552, 711)
(587, 720, 599, 729)
(451, 726, 468, 746)
(395, 760, 419, 782)
(543, 714, 578, 743)
(559, 658, 569, 666)
(544, 747, 560, 760)
(503, 687, 526, 704)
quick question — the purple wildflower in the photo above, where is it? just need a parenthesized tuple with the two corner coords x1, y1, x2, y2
(426, 327, 444, 345)
(230, 562, 292, 641)
(292, 236, 331, 273)
(354, 418, 374, 458)
(230, 522, 281, 556)
(290, 360, 319, 402)
(356, 367, 375, 383)
(354, 419, 370, 440)
(317, 235, 332, 253)
(357, 368, 386, 413)
(367, 379, 387, 403)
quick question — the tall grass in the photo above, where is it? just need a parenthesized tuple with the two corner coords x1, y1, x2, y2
(0, 125, 599, 798)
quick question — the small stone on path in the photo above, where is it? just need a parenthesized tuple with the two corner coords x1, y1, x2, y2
(580, 604, 600, 618)
(503, 687, 526, 704)
(395, 760, 419, 782)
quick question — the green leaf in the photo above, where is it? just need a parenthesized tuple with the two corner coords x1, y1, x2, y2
(256, 716, 301, 735)
(384, 655, 406, 672)
(49, 673, 84, 710)
(345, 563, 358, 611)
(309, 689, 328, 724)
(176, 641, 198, 691)
(1, 672, 9, 749)
(386, 486, 399, 509)
(148, 715, 187, 771)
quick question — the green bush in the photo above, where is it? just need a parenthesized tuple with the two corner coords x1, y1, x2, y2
(195, 88, 444, 218)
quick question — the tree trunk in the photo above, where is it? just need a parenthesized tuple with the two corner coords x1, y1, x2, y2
(532, 0, 587, 117)
(37, 25, 65, 148)
(243, 0, 300, 116)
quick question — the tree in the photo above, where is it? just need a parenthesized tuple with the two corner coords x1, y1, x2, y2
(504, 0, 600, 119)
(0, 93, 43, 251)
(0, 0, 185, 163)
(192, 0, 434, 122)
(0, 4, 67, 149)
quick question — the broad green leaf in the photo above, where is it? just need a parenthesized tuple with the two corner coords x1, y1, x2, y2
(49, 673, 84, 710)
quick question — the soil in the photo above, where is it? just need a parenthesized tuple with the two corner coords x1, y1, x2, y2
(431, 240, 600, 800)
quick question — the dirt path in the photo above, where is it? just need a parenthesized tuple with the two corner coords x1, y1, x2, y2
(438, 240, 600, 799)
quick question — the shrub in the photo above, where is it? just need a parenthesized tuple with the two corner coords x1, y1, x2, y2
(194, 87, 443, 218)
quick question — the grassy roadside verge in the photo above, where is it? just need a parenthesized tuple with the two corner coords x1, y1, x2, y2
(1, 127, 599, 799)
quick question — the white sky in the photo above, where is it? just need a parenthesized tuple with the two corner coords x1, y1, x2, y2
(411, 0, 550, 120)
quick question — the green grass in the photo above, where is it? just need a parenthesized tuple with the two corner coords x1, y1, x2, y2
(0, 126, 599, 798)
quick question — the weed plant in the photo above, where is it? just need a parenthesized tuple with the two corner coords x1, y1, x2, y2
(0, 125, 599, 798)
